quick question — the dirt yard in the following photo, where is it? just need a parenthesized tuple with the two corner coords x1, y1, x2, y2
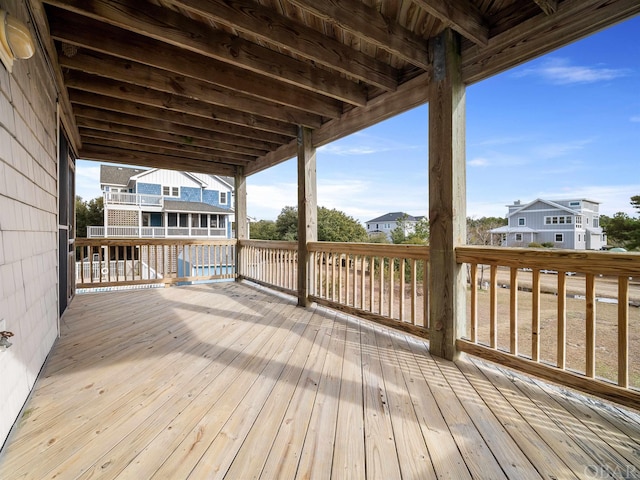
(469, 267, 640, 388)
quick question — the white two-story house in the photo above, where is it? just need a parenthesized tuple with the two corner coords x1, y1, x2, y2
(365, 212, 424, 240)
(88, 165, 234, 238)
(491, 198, 606, 250)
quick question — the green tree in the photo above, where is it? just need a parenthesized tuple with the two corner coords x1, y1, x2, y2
(317, 207, 368, 242)
(249, 219, 278, 240)
(275, 206, 299, 241)
(75, 195, 104, 238)
(273, 206, 368, 242)
(390, 215, 429, 245)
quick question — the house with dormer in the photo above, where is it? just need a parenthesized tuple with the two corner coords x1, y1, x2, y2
(490, 198, 606, 250)
(88, 165, 234, 238)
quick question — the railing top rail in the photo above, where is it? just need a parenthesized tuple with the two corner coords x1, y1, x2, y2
(76, 238, 238, 247)
(239, 240, 298, 249)
(456, 245, 640, 277)
(308, 241, 429, 260)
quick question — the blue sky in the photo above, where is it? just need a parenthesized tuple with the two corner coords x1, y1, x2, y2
(76, 16, 640, 223)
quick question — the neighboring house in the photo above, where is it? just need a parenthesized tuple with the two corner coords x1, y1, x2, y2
(365, 212, 424, 240)
(89, 166, 235, 238)
(490, 199, 606, 250)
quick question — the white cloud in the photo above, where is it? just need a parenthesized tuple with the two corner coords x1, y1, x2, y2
(533, 138, 592, 159)
(468, 157, 490, 167)
(515, 58, 626, 85)
(75, 161, 102, 200)
(318, 131, 423, 157)
(630, 115, 640, 123)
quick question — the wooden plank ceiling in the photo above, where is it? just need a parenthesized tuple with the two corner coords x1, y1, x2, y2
(32, 0, 640, 176)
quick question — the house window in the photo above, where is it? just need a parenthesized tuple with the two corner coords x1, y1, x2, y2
(545, 215, 573, 225)
(515, 233, 523, 241)
(191, 214, 200, 228)
(569, 201, 580, 207)
(218, 216, 226, 228)
(179, 214, 188, 228)
(163, 186, 179, 197)
(220, 192, 227, 204)
(201, 214, 208, 227)
(518, 217, 525, 226)
(168, 213, 178, 227)
(555, 233, 564, 242)
(593, 217, 599, 228)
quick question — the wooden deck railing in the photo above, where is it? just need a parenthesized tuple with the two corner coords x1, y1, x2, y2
(74, 238, 639, 408)
(237, 240, 298, 295)
(75, 238, 236, 288)
(456, 246, 640, 408)
(307, 242, 430, 338)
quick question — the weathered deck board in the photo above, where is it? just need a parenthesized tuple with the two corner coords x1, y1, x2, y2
(1, 281, 639, 479)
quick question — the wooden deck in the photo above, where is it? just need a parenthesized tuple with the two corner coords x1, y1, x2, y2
(1, 282, 639, 479)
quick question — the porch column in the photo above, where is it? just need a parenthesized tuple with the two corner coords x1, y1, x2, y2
(428, 29, 467, 361)
(235, 166, 247, 280)
(297, 126, 317, 307)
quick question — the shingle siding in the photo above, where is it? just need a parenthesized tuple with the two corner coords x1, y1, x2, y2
(180, 186, 201, 202)
(137, 182, 161, 195)
(0, 1, 60, 447)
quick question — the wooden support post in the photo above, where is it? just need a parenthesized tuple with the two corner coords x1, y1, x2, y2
(235, 166, 247, 280)
(428, 29, 466, 360)
(297, 126, 317, 307)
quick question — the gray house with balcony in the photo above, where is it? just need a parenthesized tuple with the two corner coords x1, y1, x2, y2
(490, 198, 606, 250)
(93, 165, 234, 238)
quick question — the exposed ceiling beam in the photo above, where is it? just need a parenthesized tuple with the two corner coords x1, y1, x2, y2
(75, 117, 267, 157)
(57, 48, 323, 129)
(46, 6, 345, 118)
(43, 0, 370, 104)
(81, 136, 250, 166)
(72, 105, 276, 153)
(409, 0, 489, 45)
(64, 72, 297, 137)
(168, 0, 400, 89)
(285, 0, 431, 70)
(533, 0, 558, 15)
(67, 87, 293, 145)
(79, 143, 239, 176)
(462, 0, 640, 85)
(79, 128, 258, 162)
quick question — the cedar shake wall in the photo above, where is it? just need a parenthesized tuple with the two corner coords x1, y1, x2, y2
(0, 0, 60, 447)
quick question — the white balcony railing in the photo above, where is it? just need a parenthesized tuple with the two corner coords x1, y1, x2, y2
(104, 192, 163, 206)
(87, 226, 227, 238)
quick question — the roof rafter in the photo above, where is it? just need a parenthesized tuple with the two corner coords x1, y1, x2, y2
(168, 0, 400, 89)
(72, 105, 276, 153)
(410, 0, 489, 45)
(75, 117, 268, 157)
(79, 143, 239, 176)
(46, 6, 345, 118)
(57, 48, 323, 129)
(67, 87, 293, 145)
(286, 0, 431, 70)
(533, 0, 558, 15)
(64, 71, 297, 137)
(43, 0, 370, 104)
(79, 128, 258, 163)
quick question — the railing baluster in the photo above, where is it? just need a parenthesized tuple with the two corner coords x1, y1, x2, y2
(618, 276, 629, 388)
(586, 273, 596, 378)
(470, 263, 477, 343)
(557, 270, 567, 370)
(510, 267, 518, 355)
(490, 264, 497, 349)
(532, 269, 540, 363)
